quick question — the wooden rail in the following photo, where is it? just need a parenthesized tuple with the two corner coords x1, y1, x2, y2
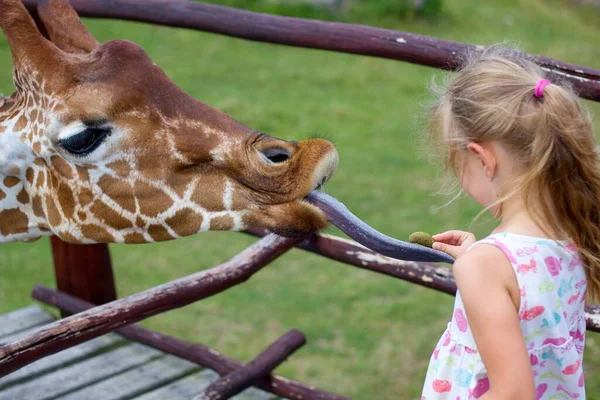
(0, 235, 299, 377)
(196, 330, 306, 400)
(32, 286, 347, 400)
(22, 0, 600, 102)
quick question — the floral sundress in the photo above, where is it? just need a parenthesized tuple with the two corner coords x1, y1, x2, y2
(421, 232, 587, 399)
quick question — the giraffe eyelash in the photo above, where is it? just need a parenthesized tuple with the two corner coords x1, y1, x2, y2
(58, 126, 111, 156)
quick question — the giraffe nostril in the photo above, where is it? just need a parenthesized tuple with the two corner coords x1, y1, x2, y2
(260, 146, 292, 164)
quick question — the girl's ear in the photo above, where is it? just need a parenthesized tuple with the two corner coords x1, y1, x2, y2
(467, 141, 497, 180)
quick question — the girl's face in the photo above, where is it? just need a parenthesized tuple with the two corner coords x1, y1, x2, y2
(456, 142, 502, 216)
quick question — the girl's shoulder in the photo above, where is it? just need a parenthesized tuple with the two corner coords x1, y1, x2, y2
(470, 232, 578, 263)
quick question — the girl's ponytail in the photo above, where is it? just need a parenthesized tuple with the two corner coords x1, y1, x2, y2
(429, 45, 600, 302)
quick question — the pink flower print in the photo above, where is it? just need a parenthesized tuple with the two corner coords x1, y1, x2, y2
(530, 353, 539, 366)
(432, 379, 452, 393)
(517, 259, 537, 274)
(535, 383, 548, 400)
(521, 305, 545, 321)
(565, 244, 578, 252)
(557, 384, 581, 398)
(516, 245, 538, 256)
(581, 289, 587, 303)
(579, 372, 585, 387)
(542, 337, 567, 346)
(454, 309, 468, 332)
(568, 292, 580, 305)
(442, 330, 451, 346)
(570, 328, 585, 342)
(468, 377, 489, 399)
(464, 346, 477, 354)
(568, 258, 581, 271)
(489, 238, 517, 263)
(575, 279, 587, 290)
(433, 348, 440, 360)
(562, 360, 581, 375)
(449, 344, 462, 357)
(545, 256, 563, 276)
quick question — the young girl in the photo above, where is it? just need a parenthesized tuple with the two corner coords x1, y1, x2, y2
(420, 46, 599, 399)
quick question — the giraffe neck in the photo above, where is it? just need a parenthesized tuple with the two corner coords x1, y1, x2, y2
(0, 74, 54, 243)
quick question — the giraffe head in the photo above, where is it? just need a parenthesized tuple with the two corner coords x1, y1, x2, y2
(0, 0, 338, 244)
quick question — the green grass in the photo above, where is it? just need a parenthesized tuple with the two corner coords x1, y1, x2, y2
(2, 0, 600, 398)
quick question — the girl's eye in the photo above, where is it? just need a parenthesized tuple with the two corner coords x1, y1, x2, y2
(59, 127, 110, 155)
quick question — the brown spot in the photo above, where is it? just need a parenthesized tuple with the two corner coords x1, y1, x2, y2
(165, 209, 203, 237)
(78, 188, 94, 206)
(80, 224, 115, 242)
(137, 154, 167, 181)
(135, 216, 146, 228)
(191, 176, 225, 211)
(3, 176, 20, 188)
(51, 156, 74, 179)
(17, 188, 29, 204)
(134, 181, 173, 217)
(124, 232, 147, 243)
(34, 158, 45, 167)
(77, 211, 87, 221)
(49, 173, 59, 189)
(57, 183, 76, 218)
(32, 142, 41, 154)
(209, 215, 234, 231)
(76, 166, 89, 181)
(0, 189, 5, 201)
(30, 109, 38, 122)
(57, 231, 80, 244)
(148, 224, 172, 241)
(90, 200, 133, 230)
(0, 209, 29, 235)
(98, 175, 136, 213)
(45, 197, 62, 226)
(106, 160, 131, 178)
(32, 195, 45, 218)
(166, 172, 194, 198)
(14, 114, 27, 131)
(34, 171, 47, 188)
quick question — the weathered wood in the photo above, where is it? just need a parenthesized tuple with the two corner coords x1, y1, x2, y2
(245, 228, 456, 294)
(245, 229, 600, 333)
(0, 334, 123, 390)
(0, 306, 54, 339)
(0, 234, 297, 377)
(50, 237, 117, 316)
(32, 286, 349, 400)
(197, 330, 306, 400)
(59, 354, 199, 400)
(135, 370, 275, 400)
(21, 0, 600, 102)
(0, 343, 162, 400)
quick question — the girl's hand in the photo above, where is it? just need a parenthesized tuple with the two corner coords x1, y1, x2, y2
(432, 230, 477, 258)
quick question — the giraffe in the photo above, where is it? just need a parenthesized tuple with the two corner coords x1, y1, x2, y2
(0, 0, 338, 244)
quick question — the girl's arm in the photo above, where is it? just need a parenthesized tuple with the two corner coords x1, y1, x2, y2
(453, 244, 535, 400)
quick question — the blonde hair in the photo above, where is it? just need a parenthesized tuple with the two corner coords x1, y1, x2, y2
(429, 45, 600, 303)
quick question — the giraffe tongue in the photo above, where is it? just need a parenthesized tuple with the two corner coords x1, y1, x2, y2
(304, 191, 455, 264)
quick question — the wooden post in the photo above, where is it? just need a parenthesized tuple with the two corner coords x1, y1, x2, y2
(50, 237, 117, 316)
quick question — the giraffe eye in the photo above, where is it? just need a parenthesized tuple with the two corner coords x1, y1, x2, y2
(59, 127, 111, 155)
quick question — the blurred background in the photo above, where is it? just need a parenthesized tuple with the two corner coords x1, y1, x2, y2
(1, 1, 599, 398)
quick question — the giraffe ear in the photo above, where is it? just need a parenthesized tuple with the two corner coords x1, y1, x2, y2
(37, 0, 98, 53)
(0, 0, 63, 69)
